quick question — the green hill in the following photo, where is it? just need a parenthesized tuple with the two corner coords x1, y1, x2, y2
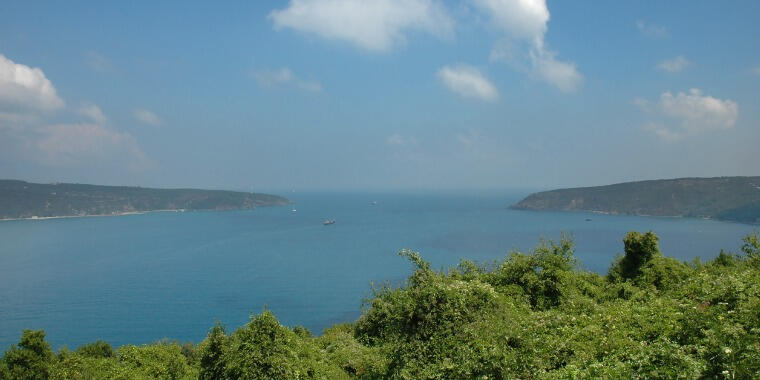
(512, 176, 760, 224)
(0, 180, 289, 219)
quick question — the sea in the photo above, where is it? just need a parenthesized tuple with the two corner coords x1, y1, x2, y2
(0, 191, 756, 349)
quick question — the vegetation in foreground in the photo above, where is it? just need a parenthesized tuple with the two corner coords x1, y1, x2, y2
(2, 232, 760, 379)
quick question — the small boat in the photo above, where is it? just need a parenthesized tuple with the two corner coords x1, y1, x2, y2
(370, 201, 378, 205)
(323, 219, 335, 225)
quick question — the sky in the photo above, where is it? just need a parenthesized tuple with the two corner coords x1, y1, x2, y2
(0, 0, 758, 192)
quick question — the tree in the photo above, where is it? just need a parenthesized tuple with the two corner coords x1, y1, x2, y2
(2, 330, 54, 380)
(199, 323, 227, 380)
(609, 231, 661, 281)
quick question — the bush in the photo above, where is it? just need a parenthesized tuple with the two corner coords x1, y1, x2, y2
(223, 311, 347, 379)
(74, 340, 114, 359)
(2, 330, 54, 380)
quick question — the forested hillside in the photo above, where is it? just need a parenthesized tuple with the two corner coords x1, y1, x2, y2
(3, 232, 759, 379)
(0, 180, 289, 219)
(513, 176, 760, 224)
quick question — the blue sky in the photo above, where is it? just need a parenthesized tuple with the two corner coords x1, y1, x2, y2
(0, 0, 758, 191)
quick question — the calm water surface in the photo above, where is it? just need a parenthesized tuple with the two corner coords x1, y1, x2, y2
(0, 191, 755, 348)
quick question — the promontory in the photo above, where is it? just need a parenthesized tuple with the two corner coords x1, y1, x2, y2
(512, 176, 760, 224)
(0, 179, 289, 220)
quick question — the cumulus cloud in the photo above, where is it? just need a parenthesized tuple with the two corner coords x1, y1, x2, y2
(636, 20, 668, 38)
(0, 55, 151, 172)
(474, 0, 549, 40)
(0, 54, 64, 112)
(250, 67, 323, 92)
(637, 89, 739, 140)
(133, 109, 163, 126)
(475, 0, 582, 92)
(269, 0, 453, 52)
(437, 65, 498, 101)
(657, 56, 690, 73)
(78, 103, 107, 124)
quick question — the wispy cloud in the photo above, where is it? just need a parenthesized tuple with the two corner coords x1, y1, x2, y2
(84, 51, 115, 72)
(269, 0, 453, 52)
(477, 0, 582, 92)
(636, 20, 668, 38)
(133, 109, 163, 127)
(637, 88, 739, 141)
(386, 133, 418, 146)
(78, 103, 107, 124)
(437, 65, 498, 102)
(250, 67, 323, 92)
(656, 56, 690, 73)
(34, 123, 151, 170)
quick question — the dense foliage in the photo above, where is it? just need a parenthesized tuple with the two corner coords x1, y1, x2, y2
(512, 176, 760, 224)
(0, 180, 289, 219)
(3, 232, 759, 379)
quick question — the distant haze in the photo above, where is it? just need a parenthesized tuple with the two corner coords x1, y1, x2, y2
(1, 1, 758, 191)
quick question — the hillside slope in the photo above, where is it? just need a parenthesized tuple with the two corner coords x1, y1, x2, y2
(512, 176, 760, 224)
(0, 180, 289, 219)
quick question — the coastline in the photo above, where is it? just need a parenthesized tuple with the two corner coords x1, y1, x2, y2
(0, 209, 186, 222)
(513, 207, 759, 225)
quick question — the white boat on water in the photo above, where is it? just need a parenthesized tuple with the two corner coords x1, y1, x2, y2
(323, 219, 335, 225)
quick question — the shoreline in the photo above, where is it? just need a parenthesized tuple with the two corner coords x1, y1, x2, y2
(512, 207, 758, 225)
(0, 209, 187, 222)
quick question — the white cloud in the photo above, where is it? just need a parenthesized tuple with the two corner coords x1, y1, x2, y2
(660, 89, 738, 130)
(473, 0, 549, 41)
(35, 123, 150, 169)
(529, 46, 582, 92)
(78, 103, 107, 124)
(133, 109, 162, 126)
(0, 54, 64, 112)
(636, 20, 668, 38)
(269, 0, 453, 52)
(638, 89, 739, 140)
(475, 0, 582, 92)
(0, 55, 150, 172)
(250, 67, 323, 92)
(386, 133, 418, 146)
(437, 65, 498, 101)
(657, 56, 690, 73)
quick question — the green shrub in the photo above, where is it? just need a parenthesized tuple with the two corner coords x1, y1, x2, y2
(117, 342, 195, 380)
(223, 311, 347, 379)
(2, 330, 54, 380)
(74, 340, 114, 359)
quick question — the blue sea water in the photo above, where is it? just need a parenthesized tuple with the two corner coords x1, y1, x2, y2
(0, 191, 756, 349)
